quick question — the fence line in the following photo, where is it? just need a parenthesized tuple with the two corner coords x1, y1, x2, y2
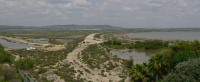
(18, 68, 34, 82)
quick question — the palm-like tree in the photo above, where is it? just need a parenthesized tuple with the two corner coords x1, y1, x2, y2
(148, 53, 169, 81)
(129, 64, 148, 82)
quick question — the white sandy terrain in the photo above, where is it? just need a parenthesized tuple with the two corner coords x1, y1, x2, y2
(60, 33, 123, 82)
(0, 36, 65, 51)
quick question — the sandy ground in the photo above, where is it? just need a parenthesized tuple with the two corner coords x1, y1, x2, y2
(0, 36, 65, 51)
(1, 33, 125, 82)
(59, 33, 123, 82)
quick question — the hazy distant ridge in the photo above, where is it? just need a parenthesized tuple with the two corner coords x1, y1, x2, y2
(0, 25, 121, 30)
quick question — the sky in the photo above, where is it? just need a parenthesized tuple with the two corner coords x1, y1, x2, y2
(0, 0, 200, 28)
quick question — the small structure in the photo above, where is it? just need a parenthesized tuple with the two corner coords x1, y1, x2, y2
(26, 47, 36, 50)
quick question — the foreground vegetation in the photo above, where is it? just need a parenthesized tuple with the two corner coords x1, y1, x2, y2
(0, 44, 22, 81)
(79, 44, 122, 70)
(1, 30, 200, 82)
(128, 40, 200, 82)
(102, 39, 169, 50)
(10, 36, 87, 81)
(0, 30, 94, 81)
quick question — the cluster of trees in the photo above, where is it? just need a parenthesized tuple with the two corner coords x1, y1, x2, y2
(0, 44, 17, 81)
(104, 40, 122, 45)
(103, 40, 169, 50)
(135, 40, 169, 49)
(128, 40, 200, 82)
(0, 44, 35, 81)
(15, 58, 35, 70)
(0, 44, 12, 64)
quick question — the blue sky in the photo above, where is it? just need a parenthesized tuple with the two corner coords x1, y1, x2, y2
(0, 0, 200, 28)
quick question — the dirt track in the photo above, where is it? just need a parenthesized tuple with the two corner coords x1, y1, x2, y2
(0, 36, 65, 51)
(60, 33, 122, 82)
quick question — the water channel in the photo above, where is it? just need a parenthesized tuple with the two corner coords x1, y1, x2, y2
(0, 38, 39, 49)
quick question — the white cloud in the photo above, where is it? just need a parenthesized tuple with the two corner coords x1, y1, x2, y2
(122, 6, 137, 11)
(0, 0, 200, 27)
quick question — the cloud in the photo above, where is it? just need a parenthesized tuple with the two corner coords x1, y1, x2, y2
(0, 0, 200, 27)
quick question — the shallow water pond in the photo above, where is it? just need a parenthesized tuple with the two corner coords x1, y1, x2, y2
(26, 38, 50, 44)
(126, 32, 200, 41)
(0, 38, 39, 49)
(110, 49, 164, 64)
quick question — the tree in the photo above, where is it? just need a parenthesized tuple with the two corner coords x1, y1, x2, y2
(173, 51, 196, 66)
(0, 64, 17, 81)
(148, 53, 169, 81)
(15, 57, 35, 70)
(163, 58, 200, 82)
(126, 56, 134, 69)
(0, 44, 12, 64)
(164, 41, 169, 47)
(129, 64, 148, 82)
(171, 40, 200, 56)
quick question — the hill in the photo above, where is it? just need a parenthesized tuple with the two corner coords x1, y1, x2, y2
(0, 25, 121, 30)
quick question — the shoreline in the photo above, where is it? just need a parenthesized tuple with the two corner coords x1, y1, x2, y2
(0, 36, 65, 51)
(114, 32, 176, 43)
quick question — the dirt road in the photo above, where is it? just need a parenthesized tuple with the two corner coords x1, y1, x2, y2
(60, 33, 122, 82)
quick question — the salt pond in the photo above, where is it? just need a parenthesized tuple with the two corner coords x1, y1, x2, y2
(110, 49, 165, 64)
(0, 38, 39, 49)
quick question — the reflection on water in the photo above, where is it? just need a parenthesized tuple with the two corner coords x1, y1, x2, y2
(110, 49, 164, 64)
(0, 38, 39, 49)
(55, 39, 73, 44)
(26, 38, 50, 44)
(15, 36, 50, 44)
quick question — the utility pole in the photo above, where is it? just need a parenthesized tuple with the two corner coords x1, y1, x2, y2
(121, 23, 122, 34)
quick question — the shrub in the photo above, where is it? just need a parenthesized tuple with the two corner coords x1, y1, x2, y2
(173, 51, 196, 66)
(104, 40, 112, 45)
(0, 64, 17, 81)
(163, 58, 200, 82)
(0, 44, 12, 64)
(38, 68, 48, 74)
(125, 57, 134, 69)
(134, 41, 144, 48)
(15, 57, 35, 70)
(104, 40, 122, 45)
(164, 41, 169, 47)
(113, 40, 121, 45)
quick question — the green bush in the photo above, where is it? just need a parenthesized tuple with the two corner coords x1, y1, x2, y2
(164, 41, 169, 47)
(38, 68, 48, 74)
(134, 41, 144, 48)
(144, 41, 160, 49)
(113, 40, 122, 45)
(125, 57, 134, 69)
(0, 44, 12, 64)
(173, 51, 196, 66)
(104, 40, 122, 45)
(163, 58, 200, 82)
(171, 40, 200, 55)
(104, 40, 112, 45)
(0, 64, 17, 81)
(134, 40, 167, 49)
(15, 58, 35, 70)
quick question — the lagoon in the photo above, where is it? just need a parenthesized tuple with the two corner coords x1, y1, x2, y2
(110, 49, 164, 64)
(0, 38, 38, 49)
(126, 32, 200, 41)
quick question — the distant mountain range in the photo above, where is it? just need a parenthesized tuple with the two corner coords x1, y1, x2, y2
(0, 25, 122, 30)
(1, 25, 200, 30)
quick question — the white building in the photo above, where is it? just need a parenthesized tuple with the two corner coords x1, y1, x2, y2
(26, 47, 36, 50)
